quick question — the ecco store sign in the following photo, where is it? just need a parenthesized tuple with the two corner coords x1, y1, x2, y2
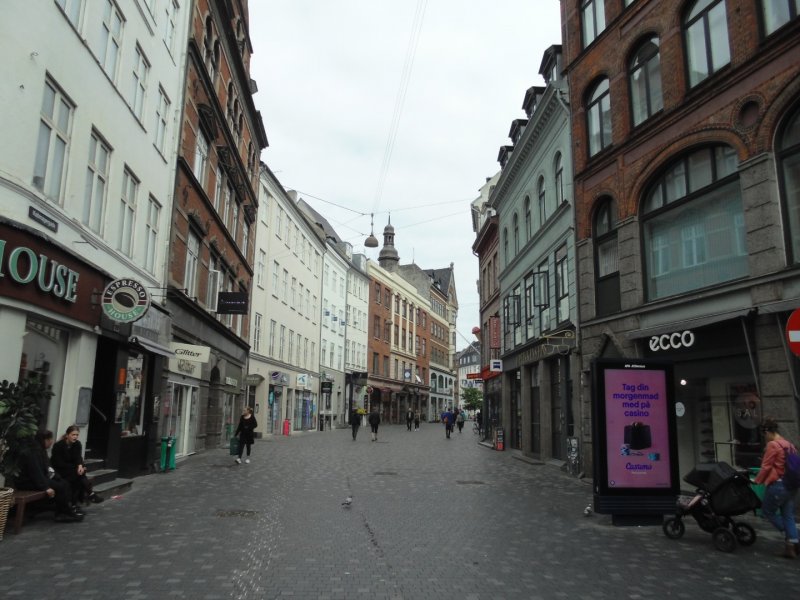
(0, 239, 79, 303)
(649, 330, 696, 352)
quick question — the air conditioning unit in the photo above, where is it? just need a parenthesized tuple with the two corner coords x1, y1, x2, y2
(207, 269, 221, 312)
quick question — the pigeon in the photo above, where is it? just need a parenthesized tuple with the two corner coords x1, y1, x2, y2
(341, 496, 353, 508)
(583, 506, 593, 516)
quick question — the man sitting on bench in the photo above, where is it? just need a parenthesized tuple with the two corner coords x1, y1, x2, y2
(14, 430, 83, 523)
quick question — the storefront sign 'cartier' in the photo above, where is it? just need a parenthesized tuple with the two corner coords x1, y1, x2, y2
(0, 239, 79, 303)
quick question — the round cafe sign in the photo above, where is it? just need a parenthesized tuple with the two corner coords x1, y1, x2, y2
(101, 278, 150, 323)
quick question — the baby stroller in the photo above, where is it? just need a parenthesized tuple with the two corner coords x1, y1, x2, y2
(662, 461, 761, 552)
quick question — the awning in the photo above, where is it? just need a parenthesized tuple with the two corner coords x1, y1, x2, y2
(129, 336, 174, 358)
(758, 299, 799, 315)
(625, 308, 751, 340)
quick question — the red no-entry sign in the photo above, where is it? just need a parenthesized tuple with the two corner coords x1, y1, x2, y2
(787, 309, 800, 357)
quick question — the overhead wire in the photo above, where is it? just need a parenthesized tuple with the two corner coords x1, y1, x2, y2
(372, 0, 428, 214)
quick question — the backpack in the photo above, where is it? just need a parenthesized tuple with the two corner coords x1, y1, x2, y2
(783, 443, 800, 490)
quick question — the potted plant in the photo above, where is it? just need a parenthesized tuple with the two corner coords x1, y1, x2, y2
(0, 378, 47, 539)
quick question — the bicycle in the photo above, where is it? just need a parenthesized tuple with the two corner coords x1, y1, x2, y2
(473, 421, 481, 435)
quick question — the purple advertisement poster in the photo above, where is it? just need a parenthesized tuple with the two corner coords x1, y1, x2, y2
(604, 368, 671, 489)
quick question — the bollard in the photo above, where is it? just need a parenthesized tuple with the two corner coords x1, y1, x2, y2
(282, 419, 291, 436)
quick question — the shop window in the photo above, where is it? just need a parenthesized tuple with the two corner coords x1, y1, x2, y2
(629, 36, 663, 126)
(761, 0, 799, 36)
(594, 198, 620, 315)
(118, 353, 145, 437)
(19, 318, 69, 428)
(684, 0, 730, 88)
(641, 145, 746, 300)
(778, 104, 800, 263)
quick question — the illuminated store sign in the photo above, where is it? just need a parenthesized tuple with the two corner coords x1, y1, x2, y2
(0, 239, 79, 303)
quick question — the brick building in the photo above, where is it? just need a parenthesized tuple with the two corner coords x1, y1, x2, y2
(563, 0, 800, 478)
(165, 0, 267, 454)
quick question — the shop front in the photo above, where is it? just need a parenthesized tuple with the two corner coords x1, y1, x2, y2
(635, 317, 762, 482)
(162, 342, 210, 459)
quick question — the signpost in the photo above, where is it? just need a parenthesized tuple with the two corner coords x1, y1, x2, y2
(787, 309, 800, 357)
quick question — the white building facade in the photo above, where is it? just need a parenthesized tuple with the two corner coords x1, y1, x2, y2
(248, 169, 324, 435)
(0, 1, 189, 475)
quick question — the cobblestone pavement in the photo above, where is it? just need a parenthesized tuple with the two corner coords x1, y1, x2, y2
(2, 423, 799, 599)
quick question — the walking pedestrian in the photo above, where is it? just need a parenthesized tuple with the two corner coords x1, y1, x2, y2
(414, 412, 420, 431)
(441, 408, 454, 439)
(368, 408, 381, 441)
(476, 410, 483, 436)
(754, 417, 799, 558)
(351, 408, 361, 440)
(234, 407, 257, 464)
(456, 411, 465, 434)
(406, 408, 414, 431)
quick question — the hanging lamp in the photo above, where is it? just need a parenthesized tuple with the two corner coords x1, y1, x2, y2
(364, 213, 379, 248)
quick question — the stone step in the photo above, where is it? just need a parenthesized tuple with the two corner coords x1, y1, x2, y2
(91, 477, 133, 500)
(87, 468, 118, 486)
(84, 457, 105, 472)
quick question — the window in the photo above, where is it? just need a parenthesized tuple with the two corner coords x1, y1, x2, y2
(373, 316, 380, 338)
(130, 45, 149, 120)
(777, 105, 800, 263)
(99, 0, 124, 80)
(154, 88, 170, 154)
(581, 0, 606, 48)
(118, 168, 138, 256)
(144, 196, 160, 273)
(587, 78, 611, 156)
(536, 262, 550, 333)
(288, 329, 294, 364)
(56, 0, 82, 27)
(762, 0, 800, 35)
(193, 130, 209, 187)
(537, 176, 547, 226)
(33, 78, 73, 200)
(524, 196, 531, 241)
(503, 228, 509, 266)
(269, 320, 276, 356)
(513, 213, 519, 254)
(282, 269, 289, 302)
(272, 260, 279, 294)
(253, 313, 262, 353)
(594, 199, 620, 315)
(257, 250, 266, 287)
(524, 272, 535, 339)
(684, 0, 730, 88)
(279, 325, 285, 360)
(184, 230, 200, 297)
(630, 37, 663, 126)
(163, 0, 179, 53)
(83, 131, 111, 233)
(642, 146, 745, 300)
(554, 153, 564, 204)
(555, 245, 569, 323)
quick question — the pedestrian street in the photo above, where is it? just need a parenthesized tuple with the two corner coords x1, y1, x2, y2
(2, 423, 799, 599)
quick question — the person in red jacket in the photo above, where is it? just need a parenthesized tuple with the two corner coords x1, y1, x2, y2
(755, 417, 799, 558)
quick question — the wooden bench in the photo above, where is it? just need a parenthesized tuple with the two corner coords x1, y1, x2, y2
(11, 490, 48, 534)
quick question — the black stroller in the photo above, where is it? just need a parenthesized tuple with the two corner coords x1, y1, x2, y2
(662, 461, 761, 552)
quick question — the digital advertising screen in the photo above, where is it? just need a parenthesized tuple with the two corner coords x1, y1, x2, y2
(592, 359, 679, 502)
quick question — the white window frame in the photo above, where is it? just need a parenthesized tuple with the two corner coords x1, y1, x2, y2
(144, 195, 161, 273)
(99, 0, 124, 81)
(118, 167, 138, 256)
(184, 230, 200, 297)
(130, 44, 149, 120)
(154, 87, 170, 154)
(83, 131, 111, 233)
(34, 78, 73, 201)
(193, 129, 209, 186)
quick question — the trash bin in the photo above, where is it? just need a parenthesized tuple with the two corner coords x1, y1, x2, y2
(229, 436, 239, 456)
(160, 436, 177, 471)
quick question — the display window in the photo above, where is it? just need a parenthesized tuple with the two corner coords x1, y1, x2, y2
(19, 317, 69, 428)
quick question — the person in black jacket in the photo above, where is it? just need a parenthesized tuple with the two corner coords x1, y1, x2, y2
(51, 425, 103, 505)
(368, 408, 380, 442)
(350, 408, 361, 440)
(234, 407, 258, 464)
(15, 430, 82, 522)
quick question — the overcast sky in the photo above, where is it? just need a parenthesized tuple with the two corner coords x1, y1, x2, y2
(248, 1, 563, 348)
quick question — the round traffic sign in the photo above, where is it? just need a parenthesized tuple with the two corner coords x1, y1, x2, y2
(366, 386, 374, 394)
(787, 309, 800, 357)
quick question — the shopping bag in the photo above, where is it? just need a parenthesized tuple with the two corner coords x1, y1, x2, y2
(229, 437, 239, 456)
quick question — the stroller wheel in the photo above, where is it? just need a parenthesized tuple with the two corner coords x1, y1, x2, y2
(662, 517, 685, 539)
(732, 522, 756, 546)
(713, 527, 736, 552)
